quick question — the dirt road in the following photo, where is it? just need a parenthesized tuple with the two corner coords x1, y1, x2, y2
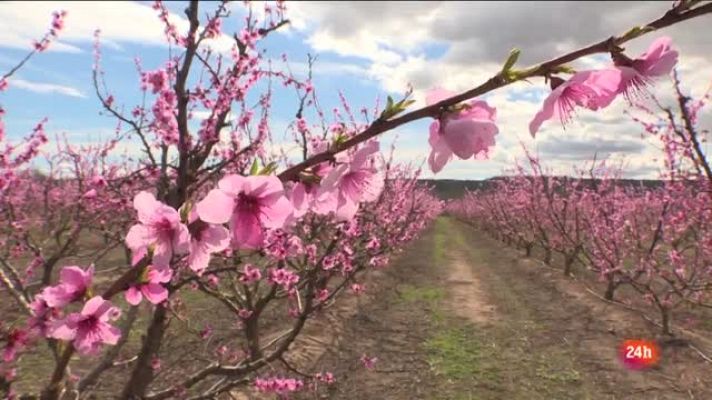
(310, 217, 712, 400)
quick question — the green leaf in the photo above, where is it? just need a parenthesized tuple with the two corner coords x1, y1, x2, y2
(622, 25, 655, 41)
(553, 65, 576, 74)
(502, 48, 521, 73)
(249, 158, 260, 175)
(259, 161, 278, 175)
(179, 201, 193, 222)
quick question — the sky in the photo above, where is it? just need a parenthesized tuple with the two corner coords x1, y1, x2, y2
(0, 1, 710, 180)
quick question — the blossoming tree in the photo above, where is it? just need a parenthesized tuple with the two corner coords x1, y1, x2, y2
(1, 0, 711, 399)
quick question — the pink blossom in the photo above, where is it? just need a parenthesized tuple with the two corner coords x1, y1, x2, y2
(196, 175, 293, 249)
(254, 376, 304, 397)
(315, 372, 335, 384)
(142, 69, 169, 94)
(3, 329, 30, 363)
(82, 188, 97, 199)
(268, 268, 299, 291)
(288, 179, 337, 220)
(616, 36, 678, 100)
(360, 354, 378, 370)
(48, 296, 122, 355)
(316, 289, 329, 302)
(43, 265, 94, 308)
(199, 324, 213, 340)
(426, 88, 499, 173)
(239, 264, 262, 284)
(529, 69, 621, 137)
(318, 141, 384, 221)
(28, 292, 56, 336)
(187, 209, 230, 275)
(151, 356, 162, 371)
(125, 191, 190, 268)
(125, 265, 172, 306)
(350, 283, 365, 295)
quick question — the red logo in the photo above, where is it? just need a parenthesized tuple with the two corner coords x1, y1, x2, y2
(619, 340, 660, 370)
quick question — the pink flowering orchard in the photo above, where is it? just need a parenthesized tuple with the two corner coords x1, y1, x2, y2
(0, 0, 711, 399)
(449, 74, 712, 336)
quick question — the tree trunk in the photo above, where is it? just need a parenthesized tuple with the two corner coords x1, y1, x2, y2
(544, 248, 552, 265)
(120, 306, 168, 399)
(604, 278, 616, 300)
(563, 254, 574, 276)
(525, 243, 533, 257)
(661, 308, 673, 336)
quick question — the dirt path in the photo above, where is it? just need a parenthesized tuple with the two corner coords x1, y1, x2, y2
(306, 217, 712, 399)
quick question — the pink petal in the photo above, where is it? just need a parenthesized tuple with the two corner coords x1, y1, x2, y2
(639, 37, 677, 76)
(142, 283, 168, 304)
(125, 224, 149, 251)
(188, 245, 211, 274)
(319, 164, 348, 194)
(59, 266, 88, 290)
(334, 197, 359, 221)
(81, 296, 111, 317)
(529, 84, 565, 137)
(42, 285, 70, 308)
(217, 174, 246, 196)
(152, 240, 172, 269)
(172, 224, 191, 255)
(261, 196, 294, 229)
(584, 68, 624, 108)
(442, 119, 481, 159)
(428, 123, 453, 173)
(201, 225, 230, 252)
(639, 37, 678, 77)
(349, 140, 379, 170)
(131, 247, 148, 266)
(359, 172, 384, 203)
(125, 286, 143, 306)
(231, 212, 263, 249)
(147, 267, 173, 284)
(461, 100, 497, 122)
(133, 191, 159, 224)
(312, 190, 338, 216)
(48, 320, 77, 341)
(196, 189, 234, 224)
(245, 175, 284, 201)
(289, 183, 309, 218)
(97, 324, 121, 345)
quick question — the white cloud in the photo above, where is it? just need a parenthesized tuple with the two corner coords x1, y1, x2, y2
(10, 78, 86, 98)
(285, 1, 712, 180)
(0, 1, 234, 53)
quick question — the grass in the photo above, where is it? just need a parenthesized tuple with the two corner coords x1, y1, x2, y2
(404, 217, 591, 400)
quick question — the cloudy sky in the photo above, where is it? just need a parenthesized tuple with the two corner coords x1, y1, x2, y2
(1, 1, 710, 179)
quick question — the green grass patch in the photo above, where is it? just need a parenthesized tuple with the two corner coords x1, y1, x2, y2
(398, 284, 444, 303)
(425, 325, 501, 383)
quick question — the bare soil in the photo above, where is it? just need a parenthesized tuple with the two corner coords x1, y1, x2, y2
(305, 217, 712, 399)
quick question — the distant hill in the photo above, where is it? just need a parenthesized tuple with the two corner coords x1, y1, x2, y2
(419, 177, 666, 200)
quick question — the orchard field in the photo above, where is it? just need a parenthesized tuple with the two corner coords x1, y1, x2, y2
(1, 1, 712, 399)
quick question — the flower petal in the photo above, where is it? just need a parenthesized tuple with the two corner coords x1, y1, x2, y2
(142, 283, 168, 305)
(196, 189, 234, 225)
(133, 191, 159, 224)
(217, 174, 246, 196)
(125, 224, 149, 251)
(125, 286, 143, 306)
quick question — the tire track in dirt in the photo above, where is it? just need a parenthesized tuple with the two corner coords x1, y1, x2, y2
(287, 217, 712, 399)
(444, 250, 498, 324)
(446, 217, 712, 399)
